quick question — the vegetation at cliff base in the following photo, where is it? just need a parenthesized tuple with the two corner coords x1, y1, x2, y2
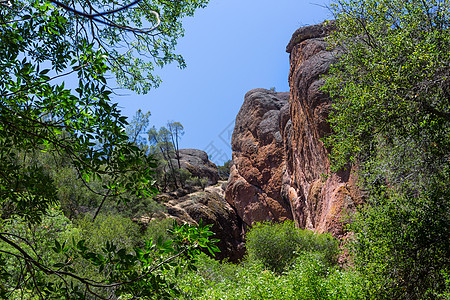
(245, 221, 339, 274)
(175, 222, 365, 300)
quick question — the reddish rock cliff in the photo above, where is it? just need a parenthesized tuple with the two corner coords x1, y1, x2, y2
(226, 22, 362, 238)
(225, 89, 293, 227)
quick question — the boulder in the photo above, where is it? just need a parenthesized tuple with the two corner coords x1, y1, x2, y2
(177, 149, 219, 185)
(162, 182, 245, 262)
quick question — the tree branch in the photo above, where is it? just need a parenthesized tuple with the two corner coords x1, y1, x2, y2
(48, 0, 161, 34)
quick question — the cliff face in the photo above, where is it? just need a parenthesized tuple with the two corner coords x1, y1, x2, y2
(225, 89, 293, 227)
(226, 22, 362, 238)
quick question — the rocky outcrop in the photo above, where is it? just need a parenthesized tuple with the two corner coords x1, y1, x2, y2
(225, 89, 293, 227)
(142, 22, 362, 263)
(284, 22, 362, 237)
(156, 182, 244, 262)
(225, 22, 362, 238)
(139, 150, 245, 261)
(177, 149, 219, 185)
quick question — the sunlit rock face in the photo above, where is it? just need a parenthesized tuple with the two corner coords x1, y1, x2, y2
(225, 89, 293, 228)
(226, 22, 363, 238)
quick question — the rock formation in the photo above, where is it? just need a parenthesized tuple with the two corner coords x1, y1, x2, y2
(284, 21, 362, 237)
(226, 22, 362, 238)
(139, 149, 243, 261)
(143, 22, 363, 263)
(225, 89, 293, 227)
(177, 149, 219, 185)
(155, 182, 244, 262)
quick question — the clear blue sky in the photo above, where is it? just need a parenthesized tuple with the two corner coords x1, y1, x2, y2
(114, 0, 332, 165)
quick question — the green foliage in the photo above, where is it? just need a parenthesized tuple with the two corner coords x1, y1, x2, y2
(349, 186, 450, 299)
(4, 147, 164, 220)
(217, 160, 231, 180)
(114, 193, 167, 219)
(324, 0, 450, 298)
(1, 0, 158, 227)
(16, 0, 208, 94)
(186, 176, 209, 190)
(126, 109, 152, 148)
(176, 252, 365, 300)
(1, 212, 219, 299)
(1, 207, 75, 263)
(246, 221, 299, 273)
(74, 213, 142, 251)
(0, 208, 79, 297)
(176, 168, 193, 188)
(0, 0, 212, 297)
(324, 0, 450, 174)
(143, 218, 176, 245)
(148, 122, 186, 191)
(245, 221, 339, 273)
(146, 121, 211, 192)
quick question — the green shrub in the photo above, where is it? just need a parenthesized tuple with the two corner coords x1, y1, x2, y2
(177, 251, 365, 300)
(113, 194, 166, 219)
(186, 176, 209, 190)
(217, 160, 231, 180)
(73, 213, 142, 251)
(143, 218, 175, 245)
(1, 207, 75, 270)
(245, 221, 339, 273)
(176, 253, 241, 299)
(296, 227, 340, 267)
(0, 207, 80, 297)
(350, 187, 450, 299)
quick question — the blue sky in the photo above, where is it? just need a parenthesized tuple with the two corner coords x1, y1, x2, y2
(114, 0, 332, 165)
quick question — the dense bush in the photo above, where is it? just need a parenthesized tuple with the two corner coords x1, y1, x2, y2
(245, 221, 340, 273)
(143, 218, 176, 245)
(350, 186, 450, 299)
(177, 252, 365, 300)
(325, 0, 450, 298)
(1, 207, 76, 275)
(73, 213, 142, 251)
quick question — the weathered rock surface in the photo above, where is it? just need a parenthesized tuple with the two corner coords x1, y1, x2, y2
(285, 22, 362, 237)
(177, 149, 219, 185)
(225, 89, 293, 227)
(225, 22, 362, 238)
(159, 182, 244, 262)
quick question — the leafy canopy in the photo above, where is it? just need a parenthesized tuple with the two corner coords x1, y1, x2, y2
(324, 0, 450, 298)
(325, 0, 450, 177)
(0, 0, 214, 298)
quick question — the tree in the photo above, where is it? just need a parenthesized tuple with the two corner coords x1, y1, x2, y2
(148, 122, 186, 191)
(217, 160, 231, 181)
(148, 125, 179, 189)
(0, 0, 214, 298)
(324, 0, 450, 298)
(8, 0, 209, 94)
(167, 121, 184, 169)
(126, 109, 152, 147)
